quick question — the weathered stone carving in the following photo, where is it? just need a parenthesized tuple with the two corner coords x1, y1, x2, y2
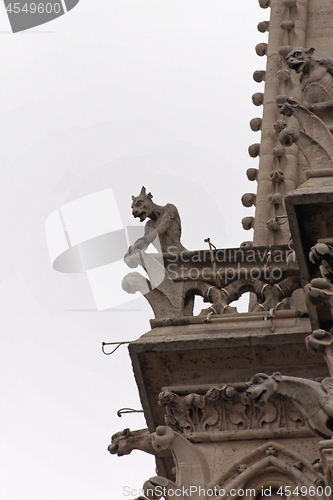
(306, 329, 333, 377)
(286, 47, 333, 105)
(270, 169, 285, 182)
(123, 190, 301, 321)
(158, 384, 307, 440)
(302, 240, 333, 324)
(244, 373, 333, 439)
(125, 186, 187, 255)
(209, 441, 327, 499)
(319, 440, 333, 490)
(277, 97, 333, 170)
(108, 428, 155, 456)
(309, 240, 333, 283)
(304, 278, 333, 318)
(277, 100, 333, 177)
(142, 426, 210, 500)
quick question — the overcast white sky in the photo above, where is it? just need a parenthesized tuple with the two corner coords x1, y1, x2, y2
(0, 1, 268, 498)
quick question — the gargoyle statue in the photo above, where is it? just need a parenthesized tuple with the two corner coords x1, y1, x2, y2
(286, 47, 333, 106)
(125, 186, 187, 257)
(243, 372, 333, 439)
(107, 428, 155, 456)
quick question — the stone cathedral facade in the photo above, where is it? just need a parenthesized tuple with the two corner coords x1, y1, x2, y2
(108, 1, 333, 499)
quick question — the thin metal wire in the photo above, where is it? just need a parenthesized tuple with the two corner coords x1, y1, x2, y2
(102, 341, 131, 355)
(117, 407, 144, 418)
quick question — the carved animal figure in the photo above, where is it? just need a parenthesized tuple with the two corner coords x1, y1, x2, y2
(244, 373, 333, 439)
(286, 47, 333, 104)
(125, 186, 187, 256)
(108, 428, 155, 456)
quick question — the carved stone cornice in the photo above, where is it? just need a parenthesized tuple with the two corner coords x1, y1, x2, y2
(157, 386, 311, 442)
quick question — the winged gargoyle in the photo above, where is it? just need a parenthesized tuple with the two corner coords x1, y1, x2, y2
(243, 373, 333, 439)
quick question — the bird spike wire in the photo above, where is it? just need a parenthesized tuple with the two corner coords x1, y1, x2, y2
(101, 341, 131, 355)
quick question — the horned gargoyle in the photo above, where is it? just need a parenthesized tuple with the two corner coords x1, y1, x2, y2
(243, 373, 333, 439)
(122, 187, 190, 319)
(125, 186, 187, 257)
(286, 47, 333, 106)
(122, 188, 235, 320)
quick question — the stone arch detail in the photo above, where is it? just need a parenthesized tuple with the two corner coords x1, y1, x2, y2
(209, 441, 327, 499)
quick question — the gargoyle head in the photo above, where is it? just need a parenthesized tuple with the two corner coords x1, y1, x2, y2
(243, 373, 282, 407)
(286, 47, 315, 74)
(108, 428, 132, 456)
(131, 186, 154, 222)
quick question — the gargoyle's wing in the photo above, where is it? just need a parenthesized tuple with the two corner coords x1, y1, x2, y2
(319, 59, 333, 77)
(321, 377, 333, 394)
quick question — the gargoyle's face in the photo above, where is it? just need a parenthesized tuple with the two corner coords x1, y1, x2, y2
(108, 428, 131, 456)
(243, 373, 277, 407)
(286, 48, 313, 74)
(131, 195, 154, 222)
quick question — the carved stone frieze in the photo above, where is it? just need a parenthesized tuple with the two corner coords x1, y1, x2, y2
(157, 384, 308, 441)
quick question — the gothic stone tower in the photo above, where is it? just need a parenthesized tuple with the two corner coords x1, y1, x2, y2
(109, 1, 333, 499)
